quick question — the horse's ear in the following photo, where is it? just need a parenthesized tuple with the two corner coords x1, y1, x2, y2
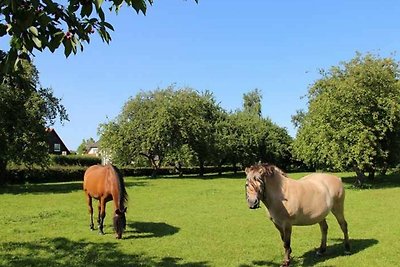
(245, 167, 250, 175)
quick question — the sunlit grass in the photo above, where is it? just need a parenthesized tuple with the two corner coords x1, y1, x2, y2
(0, 172, 399, 266)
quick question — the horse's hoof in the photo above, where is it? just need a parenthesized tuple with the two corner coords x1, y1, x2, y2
(99, 231, 105, 235)
(280, 259, 291, 267)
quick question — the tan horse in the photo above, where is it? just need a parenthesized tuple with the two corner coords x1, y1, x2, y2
(83, 164, 128, 239)
(245, 163, 350, 267)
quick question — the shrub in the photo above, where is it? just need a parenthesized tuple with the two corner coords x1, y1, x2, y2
(50, 155, 101, 166)
(6, 165, 86, 184)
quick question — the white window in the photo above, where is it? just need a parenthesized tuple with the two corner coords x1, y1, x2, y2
(54, 143, 61, 152)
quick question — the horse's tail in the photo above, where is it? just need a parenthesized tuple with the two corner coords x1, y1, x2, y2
(111, 164, 128, 209)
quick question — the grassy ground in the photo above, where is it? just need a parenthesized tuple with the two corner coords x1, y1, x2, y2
(0, 171, 399, 266)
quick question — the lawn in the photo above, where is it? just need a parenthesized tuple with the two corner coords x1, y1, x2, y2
(0, 171, 399, 266)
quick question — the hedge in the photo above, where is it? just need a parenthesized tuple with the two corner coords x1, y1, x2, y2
(50, 155, 101, 166)
(4, 165, 241, 184)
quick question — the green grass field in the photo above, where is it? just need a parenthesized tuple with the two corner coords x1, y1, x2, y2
(1, 172, 399, 266)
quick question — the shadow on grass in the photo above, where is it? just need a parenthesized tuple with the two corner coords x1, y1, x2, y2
(0, 180, 148, 195)
(341, 172, 400, 189)
(238, 238, 378, 267)
(125, 221, 180, 239)
(239, 260, 281, 267)
(299, 238, 378, 267)
(0, 237, 209, 267)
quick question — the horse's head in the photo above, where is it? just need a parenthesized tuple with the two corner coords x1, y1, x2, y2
(113, 207, 127, 239)
(245, 164, 275, 209)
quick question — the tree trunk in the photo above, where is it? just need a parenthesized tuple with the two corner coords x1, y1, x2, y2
(199, 158, 204, 177)
(354, 167, 366, 187)
(175, 161, 183, 177)
(218, 161, 223, 176)
(368, 171, 375, 181)
(232, 162, 237, 174)
(0, 159, 7, 185)
(139, 152, 159, 178)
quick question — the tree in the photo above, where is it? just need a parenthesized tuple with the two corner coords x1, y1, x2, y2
(213, 89, 293, 171)
(0, 0, 198, 75)
(99, 86, 222, 176)
(292, 53, 400, 186)
(174, 89, 221, 176)
(243, 88, 262, 117)
(99, 87, 180, 174)
(0, 52, 67, 183)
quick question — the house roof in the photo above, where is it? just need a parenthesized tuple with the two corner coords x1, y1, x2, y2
(46, 128, 70, 153)
(86, 141, 99, 150)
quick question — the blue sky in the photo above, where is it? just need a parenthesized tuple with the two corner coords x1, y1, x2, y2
(3, 0, 400, 150)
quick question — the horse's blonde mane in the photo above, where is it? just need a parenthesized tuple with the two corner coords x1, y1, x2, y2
(249, 163, 288, 178)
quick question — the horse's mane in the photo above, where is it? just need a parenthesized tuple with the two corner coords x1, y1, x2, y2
(112, 165, 128, 209)
(250, 163, 288, 178)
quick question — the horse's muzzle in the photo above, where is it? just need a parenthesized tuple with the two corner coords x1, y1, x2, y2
(248, 199, 260, 209)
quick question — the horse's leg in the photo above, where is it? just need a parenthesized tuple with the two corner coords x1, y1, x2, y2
(332, 201, 350, 253)
(281, 224, 292, 267)
(86, 194, 94, 231)
(317, 219, 328, 255)
(97, 200, 101, 226)
(272, 221, 284, 242)
(98, 198, 106, 235)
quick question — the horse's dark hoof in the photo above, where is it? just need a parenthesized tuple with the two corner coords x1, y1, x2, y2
(280, 259, 291, 267)
(99, 231, 105, 235)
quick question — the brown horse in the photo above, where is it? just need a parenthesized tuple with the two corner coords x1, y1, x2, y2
(245, 163, 350, 267)
(83, 164, 128, 239)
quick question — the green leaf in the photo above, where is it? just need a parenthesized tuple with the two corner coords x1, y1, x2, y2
(28, 26, 39, 37)
(102, 22, 114, 31)
(131, 0, 147, 14)
(97, 8, 105, 21)
(32, 36, 42, 49)
(63, 39, 72, 57)
(95, 0, 104, 10)
(81, 2, 93, 17)
(48, 31, 64, 52)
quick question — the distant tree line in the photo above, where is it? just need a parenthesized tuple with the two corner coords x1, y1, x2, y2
(2, 51, 400, 186)
(98, 87, 295, 176)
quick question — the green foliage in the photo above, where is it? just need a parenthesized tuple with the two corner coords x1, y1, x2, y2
(50, 154, 101, 166)
(223, 111, 292, 167)
(76, 137, 96, 155)
(4, 164, 239, 184)
(99, 86, 223, 175)
(5, 165, 86, 183)
(243, 88, 262, 117)
(0, 0, 198, 75)
(0, 53, 67, 183)
(292, 52, 400, 175)
(99, 86, 294, 175)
